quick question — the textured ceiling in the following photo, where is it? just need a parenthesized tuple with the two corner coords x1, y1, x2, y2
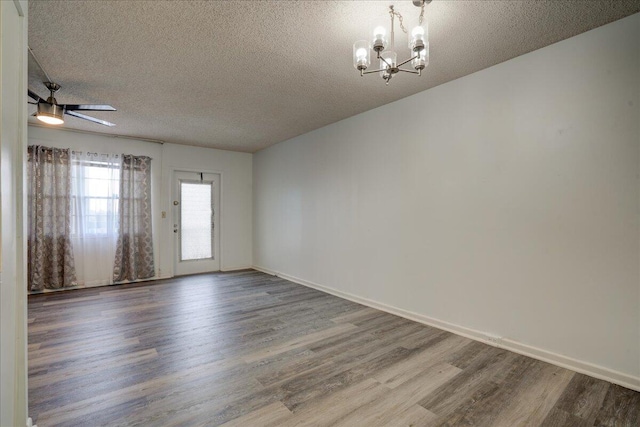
(28, 1, 640, 153)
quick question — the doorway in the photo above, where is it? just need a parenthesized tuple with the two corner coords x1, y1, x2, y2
(173, 170, 221, 275)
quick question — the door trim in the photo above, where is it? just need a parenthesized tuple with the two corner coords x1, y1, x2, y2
(170, 168, 224, 275)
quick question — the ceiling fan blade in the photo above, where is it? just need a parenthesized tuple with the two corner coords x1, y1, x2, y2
(65, 110, 115, 127)
(28, 89, 43, 102)
(62, 104, 116, 112)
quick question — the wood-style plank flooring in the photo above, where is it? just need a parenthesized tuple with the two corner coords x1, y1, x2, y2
(28, 270, 640, 426)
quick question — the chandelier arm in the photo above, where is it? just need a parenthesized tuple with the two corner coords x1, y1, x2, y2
(397, 55, 418, 68)
(379, 55, 392, 68)
(397, 68, 421, 74)
(362, 68, 388, 75)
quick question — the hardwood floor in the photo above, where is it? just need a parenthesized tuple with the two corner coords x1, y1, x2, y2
(28, 270, 640, 426)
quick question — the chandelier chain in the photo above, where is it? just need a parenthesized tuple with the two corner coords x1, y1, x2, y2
(389, 8, 408, 34)
(389, 2, 426, 35)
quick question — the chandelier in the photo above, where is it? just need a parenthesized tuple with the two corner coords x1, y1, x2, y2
(353, 0, 431, 85)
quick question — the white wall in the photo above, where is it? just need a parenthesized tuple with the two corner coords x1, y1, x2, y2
(0, 1, 28, 425)
(28, 126, 253, 280)
(253, 14, 640, 387)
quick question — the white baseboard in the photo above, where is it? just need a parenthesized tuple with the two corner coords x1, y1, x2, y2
(221, 266, 253, 272)
(252, 265, 640, 392)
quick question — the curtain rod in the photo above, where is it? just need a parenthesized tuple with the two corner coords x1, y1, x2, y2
(28, 123, 165, 145)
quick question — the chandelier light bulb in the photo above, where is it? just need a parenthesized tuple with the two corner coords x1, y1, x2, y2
(353, 40, 371, 70)
(412, 42, 429, 70)
(409, 24, 427, 52)
(381, 52, 397, 68)
(372, 26, 388, 52)
(373, 26, 387, 38)
(380, 51, 397, 82)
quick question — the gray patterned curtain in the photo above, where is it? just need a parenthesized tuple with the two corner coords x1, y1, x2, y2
(113, 155, 155, 282)
(27, 145, 77, 291)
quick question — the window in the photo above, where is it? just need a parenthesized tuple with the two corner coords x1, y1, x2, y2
(180, 182, 213, 260)
(71, 157, 120, 236)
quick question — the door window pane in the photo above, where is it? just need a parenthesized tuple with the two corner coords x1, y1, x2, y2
(180, 182, 213, 260)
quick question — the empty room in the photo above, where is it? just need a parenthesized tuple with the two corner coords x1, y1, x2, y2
(1, 0, 640, 426)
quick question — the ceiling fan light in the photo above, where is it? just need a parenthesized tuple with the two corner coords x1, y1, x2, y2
(36, 102, 64, 125)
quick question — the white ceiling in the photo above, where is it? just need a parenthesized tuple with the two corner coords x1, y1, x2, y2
(28, 1, 640, 153)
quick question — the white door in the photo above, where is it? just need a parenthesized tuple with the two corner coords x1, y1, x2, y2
(173, 171, 220, 275)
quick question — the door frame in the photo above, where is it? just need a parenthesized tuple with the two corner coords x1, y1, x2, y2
(170, 168, 224, 276)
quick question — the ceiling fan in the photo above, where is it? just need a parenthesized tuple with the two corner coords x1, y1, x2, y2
(28, 81, 116, 127)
